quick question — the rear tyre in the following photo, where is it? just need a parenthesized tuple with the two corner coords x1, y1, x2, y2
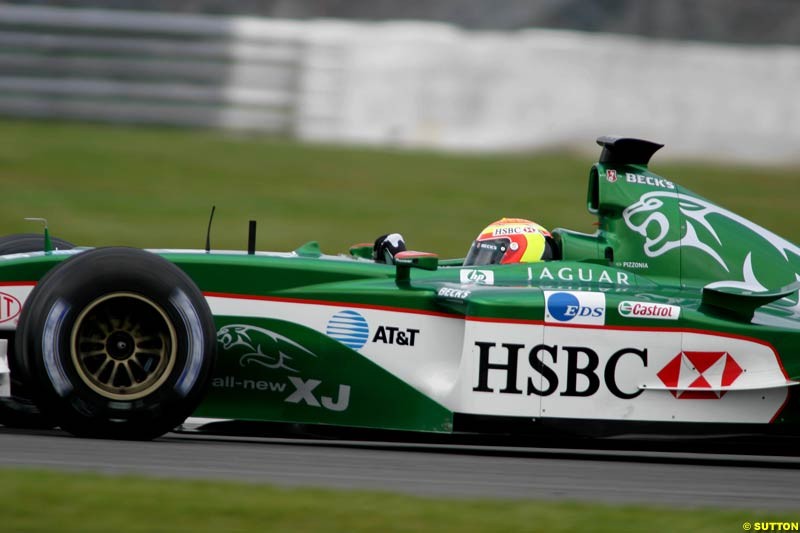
(16, 247, 216, 440)
(0, 233, 74, 253)
(0, 233, 74, 429)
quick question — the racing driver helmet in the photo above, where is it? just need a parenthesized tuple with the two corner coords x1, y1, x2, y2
(463, 218, 554, 266)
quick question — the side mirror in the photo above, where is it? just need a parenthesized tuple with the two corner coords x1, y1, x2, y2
(348, 242, 374, 259)
(394, 251, 438, 283)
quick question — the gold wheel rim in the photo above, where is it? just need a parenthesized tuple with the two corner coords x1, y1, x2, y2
(70, 292, 177, 401)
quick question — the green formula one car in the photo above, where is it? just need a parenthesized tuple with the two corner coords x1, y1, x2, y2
(0, 137, 798, 441)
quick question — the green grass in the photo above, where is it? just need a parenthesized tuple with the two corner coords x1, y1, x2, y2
(1, 119, 797, 258)
(0, 468, 792, 533)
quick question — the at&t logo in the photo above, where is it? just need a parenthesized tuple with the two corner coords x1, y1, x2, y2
(326, 310, 369, 350)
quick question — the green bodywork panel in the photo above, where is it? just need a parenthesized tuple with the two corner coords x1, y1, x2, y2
(196, 316, 452, 432)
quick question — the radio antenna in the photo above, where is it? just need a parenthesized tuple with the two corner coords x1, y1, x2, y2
(24, 217, 52, 253)
(205, 205, 216, 253)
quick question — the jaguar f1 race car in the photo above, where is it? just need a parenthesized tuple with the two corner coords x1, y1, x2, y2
(0, 136, 798, 441)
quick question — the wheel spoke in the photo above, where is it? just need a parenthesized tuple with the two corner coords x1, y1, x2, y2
(77, 348, 107, 360)
(110, 360, 130, 389)
(135, 347, 163, 356)
(93, 359, 112, 382)
(128, 357, 150, 384)
(118, 361, 134, 388)
(95, 318, 112, 337)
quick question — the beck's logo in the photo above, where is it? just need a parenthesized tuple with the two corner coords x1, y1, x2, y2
(656, 351, 743, 399)
(545, 291, 605, 325)
(606, 169, 617, 182)
(625, 173, 675, 189)
(438, 287, 471, 299)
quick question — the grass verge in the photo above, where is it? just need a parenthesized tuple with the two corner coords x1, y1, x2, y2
(0, 119, 797, 258)
(0, 468, 792, 533)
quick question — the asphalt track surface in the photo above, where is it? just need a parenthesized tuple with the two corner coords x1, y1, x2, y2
(1, 425, 799, 510)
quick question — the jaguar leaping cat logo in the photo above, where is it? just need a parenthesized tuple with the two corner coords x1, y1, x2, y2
(623, 191, 800, 298)
(624, 192, 730, 271)
(217, 325, 316, 373)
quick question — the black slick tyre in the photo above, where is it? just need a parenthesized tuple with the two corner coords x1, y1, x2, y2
(16, 247, 216, 440)
(0, 233, 74, 254)
(0, 233, 74, 429)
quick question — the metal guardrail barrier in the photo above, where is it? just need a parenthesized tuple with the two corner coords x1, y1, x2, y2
(0, 4, 310, 132)
(1, 4, 799, 162)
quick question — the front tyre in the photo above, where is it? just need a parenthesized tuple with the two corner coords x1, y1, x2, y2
(16, 247, 216, 440)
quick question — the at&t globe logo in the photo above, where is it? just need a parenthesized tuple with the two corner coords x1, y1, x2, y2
(544, 291, 606, 325)
(326, 310, 370, 350)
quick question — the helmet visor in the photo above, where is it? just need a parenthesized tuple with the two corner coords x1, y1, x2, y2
(463, 238, 508, 266)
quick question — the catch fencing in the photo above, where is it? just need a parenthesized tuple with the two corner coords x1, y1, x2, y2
(1, 4, 799, 162)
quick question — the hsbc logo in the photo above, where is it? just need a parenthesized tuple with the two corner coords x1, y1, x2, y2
(473, 341, 647, 399)
(473, 344, 748, 402)
(545, 291, 605, 325)
(657, 351, 743, 399)
(618, 301, 680, 320)
(493, 227, 537, 236)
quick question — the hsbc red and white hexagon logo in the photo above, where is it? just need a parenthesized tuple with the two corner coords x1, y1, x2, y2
(657, 351, 743, 399)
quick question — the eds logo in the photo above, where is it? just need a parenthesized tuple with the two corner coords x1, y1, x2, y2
(544, 291, 606, 325)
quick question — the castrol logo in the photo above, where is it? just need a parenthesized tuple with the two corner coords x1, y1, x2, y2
(618, 301, 680, 320)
